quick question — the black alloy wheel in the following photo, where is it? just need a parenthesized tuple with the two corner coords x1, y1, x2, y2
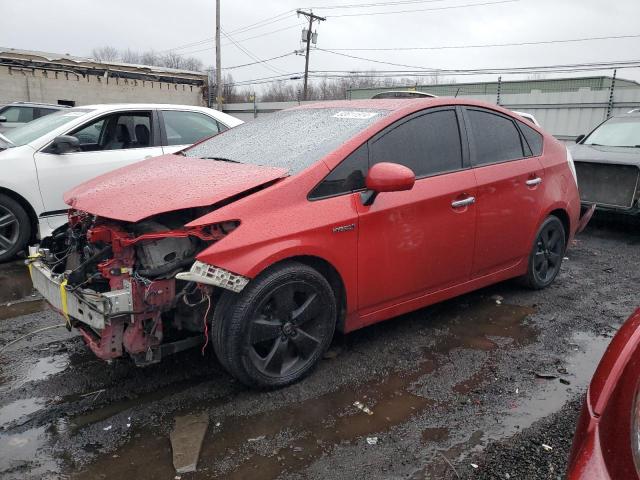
(213, 262, 336, 388)
(523, 215, 566, 289)
(0, 194, 31, 263)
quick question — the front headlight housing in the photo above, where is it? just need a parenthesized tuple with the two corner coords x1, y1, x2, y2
(175, 261, 249, 293)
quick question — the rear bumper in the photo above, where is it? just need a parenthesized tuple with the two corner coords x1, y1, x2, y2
(577, 204, 596, 234)
(28, 252, 133, 331)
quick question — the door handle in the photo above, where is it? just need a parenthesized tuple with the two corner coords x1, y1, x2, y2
(451, 196, 476, 208)
(526, 177, 542, 186)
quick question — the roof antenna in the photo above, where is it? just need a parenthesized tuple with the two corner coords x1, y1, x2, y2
(454, 87, 461, 98)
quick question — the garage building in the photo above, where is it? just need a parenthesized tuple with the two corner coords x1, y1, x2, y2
(0, 47, 207, 107)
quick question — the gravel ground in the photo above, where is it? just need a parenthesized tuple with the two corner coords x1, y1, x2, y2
(0, 214, 638, 480)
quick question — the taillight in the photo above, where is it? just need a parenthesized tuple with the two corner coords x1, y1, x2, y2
(631, 382, 640, 474)
(566, 146, 578, 186)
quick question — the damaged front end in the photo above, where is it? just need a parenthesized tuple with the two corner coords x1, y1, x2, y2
(28, 210, 246, 365)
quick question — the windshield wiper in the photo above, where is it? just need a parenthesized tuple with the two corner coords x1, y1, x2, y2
(201, 156, 241, 163)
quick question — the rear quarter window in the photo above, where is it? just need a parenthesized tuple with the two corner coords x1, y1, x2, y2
(517, 120, 543, 156)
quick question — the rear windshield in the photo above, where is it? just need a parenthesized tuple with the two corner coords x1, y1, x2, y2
(185, 108, 388, 174)
(584, 116, 640, 148)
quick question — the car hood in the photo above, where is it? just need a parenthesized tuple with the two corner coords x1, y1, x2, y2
(64, 154, 289, 222)
(569, 143, 640, 166)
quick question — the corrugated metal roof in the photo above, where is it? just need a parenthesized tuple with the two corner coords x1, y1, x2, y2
(0, 47, 207, 81)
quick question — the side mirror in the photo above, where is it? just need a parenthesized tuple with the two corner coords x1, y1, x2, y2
(575, 134, 585, 144)
(0, 116, 6, 123)
(361, 162, 415, 206)
(51, 135, 80, 154)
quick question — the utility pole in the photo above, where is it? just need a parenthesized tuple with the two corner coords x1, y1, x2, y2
(215, 0, 222, 111)
(297, 10, 325, 101)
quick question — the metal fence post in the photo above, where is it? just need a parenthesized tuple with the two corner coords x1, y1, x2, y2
(606, 69, 617, 119)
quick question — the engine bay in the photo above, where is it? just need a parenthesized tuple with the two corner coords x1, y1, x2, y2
(37, 209, 235, 364)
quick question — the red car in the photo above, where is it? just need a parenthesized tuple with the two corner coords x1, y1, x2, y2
(568, 308, 640, 479)
(29, 99, 591, 388)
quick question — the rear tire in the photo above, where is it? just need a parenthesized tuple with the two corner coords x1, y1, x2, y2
(0, 194, 31, 263)
(212, 261, 336, 389)
(522, 215, 566, 289)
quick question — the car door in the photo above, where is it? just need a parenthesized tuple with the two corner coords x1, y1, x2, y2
(33, 109, 163, 219)
(159, 110, 224, 154)
(462, 106, 545, 278)
(356, 107, 477, 323)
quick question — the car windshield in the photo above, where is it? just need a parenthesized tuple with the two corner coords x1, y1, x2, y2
(185, 108, 388, 174)
(3, 108, 93, 147)
(584, 116, 640, 148)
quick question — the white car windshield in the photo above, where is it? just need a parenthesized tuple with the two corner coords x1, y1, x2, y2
(584, 116, 640, 148)
(2, 108, 94, 147)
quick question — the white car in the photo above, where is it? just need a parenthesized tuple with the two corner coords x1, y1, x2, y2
(0, 104, 243, 261)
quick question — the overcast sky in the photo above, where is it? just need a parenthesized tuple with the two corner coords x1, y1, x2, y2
(2, 0, 640, 89)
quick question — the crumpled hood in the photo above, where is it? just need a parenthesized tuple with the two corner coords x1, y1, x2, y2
(569, 143, 640, 166)
(64, 154, 288, 222)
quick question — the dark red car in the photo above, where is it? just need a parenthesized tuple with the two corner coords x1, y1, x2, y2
(568, 308, 640, 479)
(29, 99, 591, 388)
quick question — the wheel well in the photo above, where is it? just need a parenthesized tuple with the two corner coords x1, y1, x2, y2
(549, 208, 570, 244)
(0, 187, 38, 242)
(275, 255, 348, 333)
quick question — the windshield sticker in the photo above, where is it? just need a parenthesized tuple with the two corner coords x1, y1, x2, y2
(62, 112, 85, 117)
(332, 111, 379, 120)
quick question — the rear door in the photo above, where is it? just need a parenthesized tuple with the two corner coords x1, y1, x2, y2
(462, 106, 545, 278)
(356, 107, 477, 323)
(159, 110, 224, 154)
(34, 109, 163, 219)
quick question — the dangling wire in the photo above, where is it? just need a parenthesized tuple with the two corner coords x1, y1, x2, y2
(201, 294, 212, 356)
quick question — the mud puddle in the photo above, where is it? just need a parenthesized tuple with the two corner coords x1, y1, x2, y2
(0, 261, 36, 304)
(420, 329, 611, 477)
(0, 420, 67, 479)
(71, 300, 538, 479)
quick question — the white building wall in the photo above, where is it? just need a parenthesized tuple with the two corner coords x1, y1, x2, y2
(0, 66, 205, 106)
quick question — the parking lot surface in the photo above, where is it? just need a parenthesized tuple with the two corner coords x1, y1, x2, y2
(0, 215, 638, 479)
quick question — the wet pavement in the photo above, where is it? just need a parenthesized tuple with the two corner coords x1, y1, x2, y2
(0, 215, 638, 479)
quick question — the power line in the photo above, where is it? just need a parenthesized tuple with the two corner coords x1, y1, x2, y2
(165, 23, 304, 56)
(307, 59, 640, 76)
(222, 52, 296, 70)
(227, 72, 304, 87)
(226, 60, 640, 88)
(324, 0, 519, 17)
(322, 33, 640, 51)
(226, 10, 295, 35)
(303, 0, 451, 9)
(221, 28, 286, 75)
(160, 10, 296, 53)
(315, 48, 442, 71)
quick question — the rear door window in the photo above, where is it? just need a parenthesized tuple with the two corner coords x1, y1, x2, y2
(162, 110, 220, 146)
(369, 108, 463, 178)
(466, 108, 525, 166)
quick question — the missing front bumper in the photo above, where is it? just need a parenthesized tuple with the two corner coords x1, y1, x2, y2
(28, 255, 133, 331)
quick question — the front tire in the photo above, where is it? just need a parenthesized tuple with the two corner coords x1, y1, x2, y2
(522, 215, 566, 289)
(212, 261, 336, 388)
(0, 194, 31, 263)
